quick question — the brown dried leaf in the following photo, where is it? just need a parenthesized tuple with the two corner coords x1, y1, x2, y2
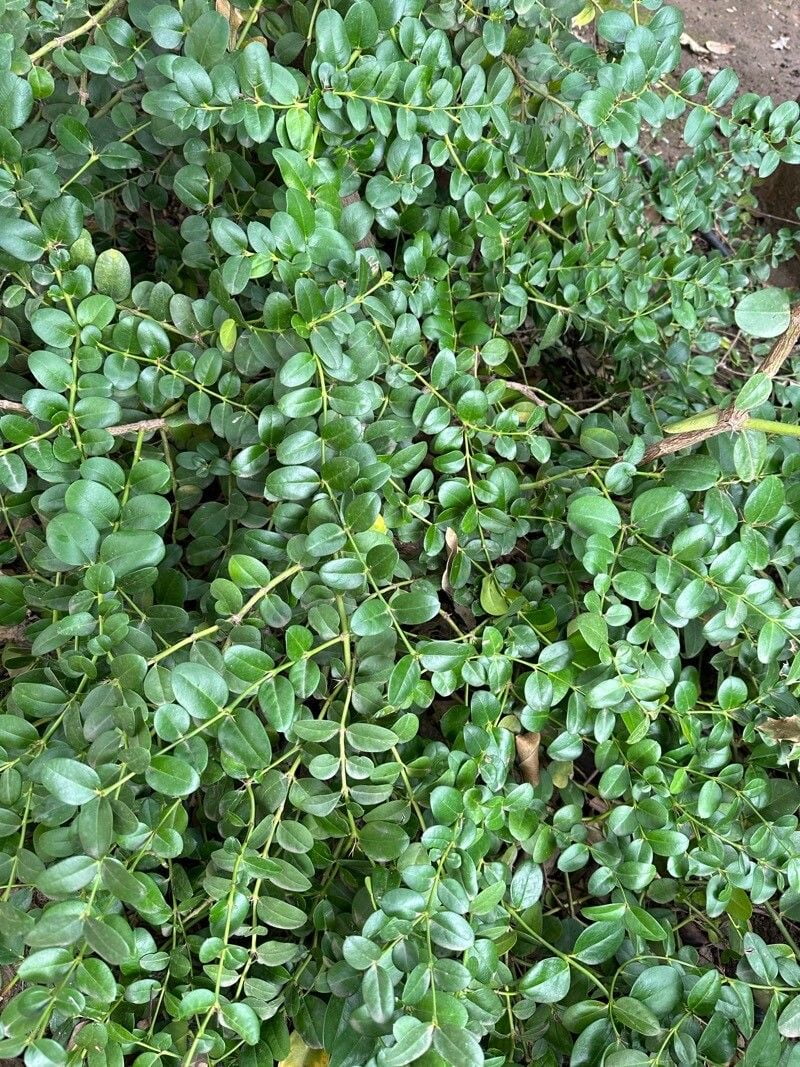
(215, 0, 243, 45)
(515, 732, 541, 786)
(705, 40, 735, 55)
(679, 31, 709, 55)
(440, 528, 476, 628)
(759, 716, 800, 744)
(442, 527, 458, 597)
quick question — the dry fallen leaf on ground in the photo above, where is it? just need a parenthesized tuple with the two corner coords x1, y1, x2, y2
(706, 40, 735, 55)
(772, 35, 791, 50)
(680, 32, 709, 55)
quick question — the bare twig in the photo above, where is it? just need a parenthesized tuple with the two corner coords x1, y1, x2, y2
(758, 303, 800, 379)
(28, 0, 121, 61)
(500, 380, 548, 407)
(496, 380, 559, 436)
(106, 417, 168, 437)
(0, 405, 168, 436)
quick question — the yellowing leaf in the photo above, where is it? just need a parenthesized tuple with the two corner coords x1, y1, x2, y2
(219, 318, 237, 352)
(550, 761, 574, 788)
(572, 3, 596, 27)
(279, 1033, 330, 1067)
(370, 513, 387, 533)
(480, 576, 522, 616)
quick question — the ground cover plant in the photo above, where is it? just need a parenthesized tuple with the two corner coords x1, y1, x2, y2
(4, 0, 800, 1063)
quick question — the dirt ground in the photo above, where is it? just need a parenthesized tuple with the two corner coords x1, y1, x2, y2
(676, 0, 799, 103)
(672, 0, 800, 282)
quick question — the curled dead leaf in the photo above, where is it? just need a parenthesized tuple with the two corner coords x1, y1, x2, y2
(442, 526, 459, 597)
(515, 732, 541, 786)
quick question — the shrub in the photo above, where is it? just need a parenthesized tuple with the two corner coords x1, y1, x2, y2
(3, 0, 800, 1063)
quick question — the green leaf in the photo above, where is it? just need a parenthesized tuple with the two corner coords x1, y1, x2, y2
(573, 921, 625, 964)
(220, 1001, 261, 1045)
(351, 598, 393, 636)
(519, 957, 571, 1003)
(428, 912, 474, 952)
(46, 513, 100, 566)
(744, 475, 784, 524)
(184, 10, 229, 65)
(432, 1024, 483, 1067)
(145, 755, 200, 797)
(578, 86, 617, 126)
(99, 530, 164, 576)
(382, 1019, 433, 1067)
(219, 708, 272, 769)
(0, 72, 33, 129)
(83, 917, 131, 965)
(0, 453, 27, 493)
(0, 218, 45, 261)
(735, 287, 791, 338)
(171, 662, 228, 719)
(41, 196, 83, 246)
(629, 966, 683, 1017)
(41, 758, 100, 805)
(31, 308, 77, 348)
(94, 249, 132, 300)
(735, 372, 773, 412)
(362, 964, 395, 1024)
(38, 855, 98, 896)
(744, 999, 780, 1065)
(360, 822, 409, 862)
(567, 493, 621, 539)
(613, 996, 661, 1037)
(510, 861, 543, 908)
(631, 487, 689, 537)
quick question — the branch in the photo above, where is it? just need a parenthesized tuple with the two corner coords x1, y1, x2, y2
(0, 404, 168, 436)
(495, 379, 558, 436)
(758, 303, 800, 379)
(106, 417, 169, 437)
(641, 304, 800, 465)
(641, 410, 747, 465)
(28, 0, 121, 61)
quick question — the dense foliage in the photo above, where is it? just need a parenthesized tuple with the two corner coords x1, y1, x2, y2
(4, 0, 800, 1063)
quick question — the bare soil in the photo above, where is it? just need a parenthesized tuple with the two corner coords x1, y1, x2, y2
(676, 0, 800, 104)
(671, 1, 800, 281)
